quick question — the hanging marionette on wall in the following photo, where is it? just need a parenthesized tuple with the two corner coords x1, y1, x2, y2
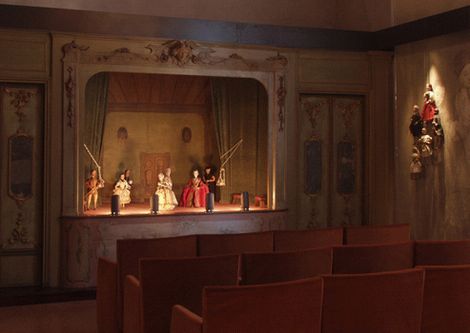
(417, 127, 433, 159)
(409, 105, 423, 142)
(409, 82, 446, 180)
(422, 83, 437, 124)
(410, 148, 423, 180)
(432, 108, 445, 153)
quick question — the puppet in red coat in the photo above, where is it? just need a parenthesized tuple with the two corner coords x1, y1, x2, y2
(421, 83, 437, 122)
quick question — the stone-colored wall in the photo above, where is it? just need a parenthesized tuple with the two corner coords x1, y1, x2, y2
(395, 30, 470, 240)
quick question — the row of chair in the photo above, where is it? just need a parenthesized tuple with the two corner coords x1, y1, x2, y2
(123, 250, 470, 333)
(170, 265, 470, 333)
(98, 239, 470, 332)
(97, 223, 412, 333)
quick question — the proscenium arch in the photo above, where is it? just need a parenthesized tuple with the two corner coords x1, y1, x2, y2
(61, 39, 288, 215)
(82, 71, 270, 208)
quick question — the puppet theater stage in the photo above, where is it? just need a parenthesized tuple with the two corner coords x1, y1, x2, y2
(60, 39, 289, 287)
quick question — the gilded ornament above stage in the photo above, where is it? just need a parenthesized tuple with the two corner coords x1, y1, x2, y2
(61, 39, 288, 70)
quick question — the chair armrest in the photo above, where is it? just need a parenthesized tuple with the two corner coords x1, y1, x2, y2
(97, 257, 118, 333)
(171, 304, 203, 333)
(123, 275, 142, 333)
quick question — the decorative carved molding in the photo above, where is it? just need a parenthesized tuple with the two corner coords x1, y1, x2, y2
(145, 40, 258, 68)
(62, 40, 89, 61)
(64, 66, 75, 128)
(3, 88, 36, 132)
(303, 99, 324, 138)
(147, 40, 196, 66)
(277, 75, 287, 131)
(5, 212, 33, 247)
(337, 100, 360, 140)
(63, 39, 284, 72)
(341, 194, 354, 225)
(266, 52, 288, 67)
(307, 195, 319, 229)
(95, 47, 152, 63)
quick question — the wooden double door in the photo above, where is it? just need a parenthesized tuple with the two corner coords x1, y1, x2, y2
(299, 94, 365, 229)
(140, 152, 171, 198)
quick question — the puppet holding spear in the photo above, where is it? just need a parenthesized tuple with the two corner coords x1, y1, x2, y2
(84, 144, 105, 210)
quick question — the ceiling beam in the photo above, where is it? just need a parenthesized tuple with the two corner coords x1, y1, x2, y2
(0, 4, 469, 51)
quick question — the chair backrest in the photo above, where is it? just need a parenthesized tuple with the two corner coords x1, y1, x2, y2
(344, 223, 410, 245)
(241, 247, 332, 285)
(321, 269, 424, 333)
(274, 228, 343, 251)
(415, 240, 470, 265)
(197, 231, 274, 256)
(332, 241, 414, 274)
(420, 264, 470, 333)
(140, 254, 240, 333)
(203, 278, 323, 333)
(116, 235, 197, 326)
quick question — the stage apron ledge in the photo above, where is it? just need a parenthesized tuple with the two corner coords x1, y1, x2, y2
(60, 209, 287, 288)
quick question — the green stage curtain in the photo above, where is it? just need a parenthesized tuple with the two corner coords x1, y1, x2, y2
(210, 78, 267, 203)
(84, 72, 109, 177)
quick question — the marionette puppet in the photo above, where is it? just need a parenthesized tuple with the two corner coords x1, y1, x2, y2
(113, 173, 131, 207)
(410, 150, 423, 180)
(409, 105, 423, 142)
(417, 127, 433, 159)
(180, 169, 209, 208)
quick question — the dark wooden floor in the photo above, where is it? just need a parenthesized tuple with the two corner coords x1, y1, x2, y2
(0, 300, 97, 333)
(0, 287, 95, 307)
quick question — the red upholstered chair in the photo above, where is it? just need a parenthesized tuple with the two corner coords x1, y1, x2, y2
(420, 264, 470, 333)
(344, 223, 411, 245)
(171, 277, 323, 333)
(96, 257, 118, 333)
(321, 269, 424, 333)
(96, 235, 197, 333)
(123, 254, 240, 333)
(241, 247, 332, 285)
(273, 227, 343, 251)
(415, 240, 470, 265)
(197, 231, 274, 256)
(332, 241, 414, 274)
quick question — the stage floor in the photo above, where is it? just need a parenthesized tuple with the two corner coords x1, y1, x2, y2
(83, 202, 268, 216)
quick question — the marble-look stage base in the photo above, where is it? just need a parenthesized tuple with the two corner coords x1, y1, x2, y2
(61, 205, 287, 288)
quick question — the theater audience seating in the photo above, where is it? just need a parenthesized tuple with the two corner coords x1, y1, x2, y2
(321, 269, 424, 333)
(98, 224, 433, 333)
(96, 258, 119, 333)
(420, 264, 470, 333)
(344, 223, 411, 245)
(241, 247, 332, 284)
(97, 235, 197, 333)
(197, 231, 273, 256)
(123, 255, 240, 333)
(332, 241, 414, 274)
(414, 240, 470, 265)
(273, 227, 343, 251)
(170, 277, 323, 333)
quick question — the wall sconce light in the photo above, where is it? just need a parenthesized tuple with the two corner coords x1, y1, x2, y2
(241, 192, 249, 211)
(150, 193, 159, 215)
(111, 194, 120, 216)
(206, 193, 215, 213)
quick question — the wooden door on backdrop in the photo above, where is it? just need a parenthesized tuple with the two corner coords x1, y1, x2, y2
(140, 153, 171, 198)
(0, 83, 44, 287)
(299, 94, 364, 229)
